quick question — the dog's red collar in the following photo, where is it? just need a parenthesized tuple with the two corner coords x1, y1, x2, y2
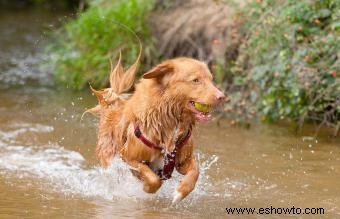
(134, 125, 192, 180)
(134, 126, 163, 150)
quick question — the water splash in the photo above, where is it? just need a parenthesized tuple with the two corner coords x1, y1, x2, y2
(0, 122, 53, 137)
(0, 125, 221, 203)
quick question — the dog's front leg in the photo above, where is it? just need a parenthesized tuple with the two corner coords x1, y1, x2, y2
(173, 158, 199, 203)
(128, 160, 162, 193)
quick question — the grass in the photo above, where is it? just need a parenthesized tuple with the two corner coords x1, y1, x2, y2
(49, 0, 156, 89)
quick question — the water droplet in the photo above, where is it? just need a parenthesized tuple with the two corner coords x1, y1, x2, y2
(289, 152, 293, 159)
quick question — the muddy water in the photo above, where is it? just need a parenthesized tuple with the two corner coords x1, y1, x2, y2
(0, 8, 340, 219)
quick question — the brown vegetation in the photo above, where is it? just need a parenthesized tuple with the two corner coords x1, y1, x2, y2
(149, 0, 242, 65)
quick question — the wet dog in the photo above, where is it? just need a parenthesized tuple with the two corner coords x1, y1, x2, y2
(87, 52, 225, 203)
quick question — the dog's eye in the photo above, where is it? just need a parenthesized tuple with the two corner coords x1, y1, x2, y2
(192, 78, 200, 83)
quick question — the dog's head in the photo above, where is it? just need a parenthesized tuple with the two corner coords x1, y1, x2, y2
(142, 57, 226, 122)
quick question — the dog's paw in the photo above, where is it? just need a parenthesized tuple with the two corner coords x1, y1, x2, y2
(172, 190, 183, 204)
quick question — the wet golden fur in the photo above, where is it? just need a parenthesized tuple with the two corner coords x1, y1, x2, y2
(88, 54, 225, 203)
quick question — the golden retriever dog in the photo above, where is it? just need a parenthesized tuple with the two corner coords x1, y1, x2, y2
(87, 52, 225, 203)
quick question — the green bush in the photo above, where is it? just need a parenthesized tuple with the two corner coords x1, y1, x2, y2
(230, 0, 339, 133)
(50, 0, 156, 89)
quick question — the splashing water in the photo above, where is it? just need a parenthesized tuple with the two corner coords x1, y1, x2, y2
(0, 123, 54, 141)
(0, 122, 223, 204)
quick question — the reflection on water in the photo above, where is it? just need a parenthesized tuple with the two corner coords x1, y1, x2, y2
(0, 7, 339, 219)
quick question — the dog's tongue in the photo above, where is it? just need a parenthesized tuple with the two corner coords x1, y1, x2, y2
(195, 112, 212, 123)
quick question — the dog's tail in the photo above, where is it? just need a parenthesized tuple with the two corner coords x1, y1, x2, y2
(82, 46, 141, 118)
(82, 18, 143, 118)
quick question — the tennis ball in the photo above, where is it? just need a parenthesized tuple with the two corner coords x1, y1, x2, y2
(194, 102, 211, 113)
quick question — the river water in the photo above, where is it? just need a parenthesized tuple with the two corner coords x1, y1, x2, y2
(0, 8, 339, 219)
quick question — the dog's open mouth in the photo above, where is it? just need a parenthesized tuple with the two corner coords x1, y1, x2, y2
(188, 101, 212, 122)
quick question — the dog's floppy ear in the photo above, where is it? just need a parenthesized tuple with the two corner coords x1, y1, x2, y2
(142, 61, 174, 79)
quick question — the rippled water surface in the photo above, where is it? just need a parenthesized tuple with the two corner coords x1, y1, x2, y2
(0, 8, 339, 219)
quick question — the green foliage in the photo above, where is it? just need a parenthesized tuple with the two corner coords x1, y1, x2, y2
(231, 0, 339, 131)
(50, 0, 156, 89)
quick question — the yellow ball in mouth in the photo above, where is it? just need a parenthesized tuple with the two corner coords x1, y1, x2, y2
(193, 102, 211, 113)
